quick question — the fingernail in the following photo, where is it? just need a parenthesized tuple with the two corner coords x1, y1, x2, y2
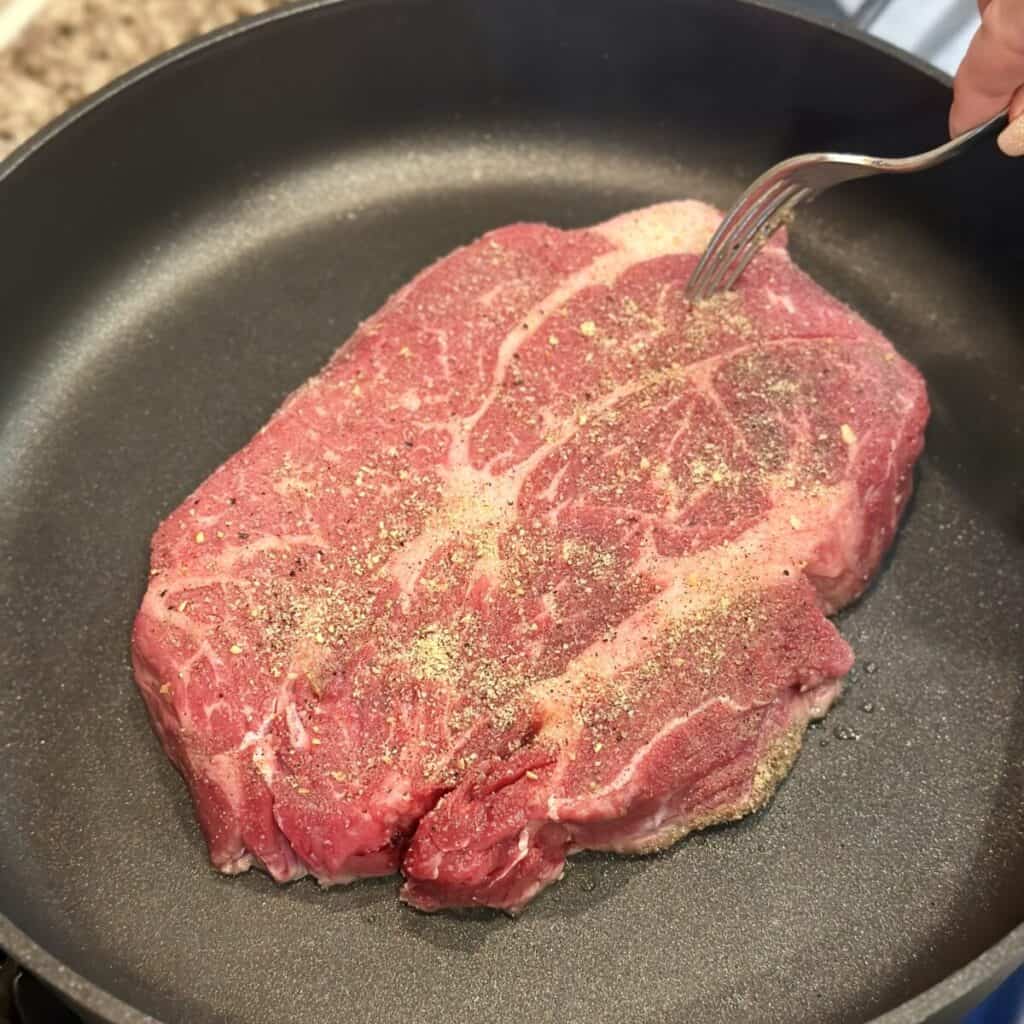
(997, 115, 1024, 157)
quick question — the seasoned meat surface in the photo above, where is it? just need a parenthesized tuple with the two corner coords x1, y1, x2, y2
(132, 201, 928, 911)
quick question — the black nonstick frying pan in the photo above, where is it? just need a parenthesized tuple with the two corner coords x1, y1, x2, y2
(0, 2, 1021, 1022)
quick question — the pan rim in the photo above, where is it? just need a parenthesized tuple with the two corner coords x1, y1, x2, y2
(0, 1, 1020, 1022)
(0, 0, 957, 185)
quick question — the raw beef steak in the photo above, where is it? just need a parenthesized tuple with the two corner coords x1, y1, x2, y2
(132, 201, 928, 912)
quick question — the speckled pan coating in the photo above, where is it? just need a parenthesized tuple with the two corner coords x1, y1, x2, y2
(0, 2, 1021, 1023)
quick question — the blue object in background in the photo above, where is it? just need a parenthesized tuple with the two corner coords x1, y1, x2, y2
(964, 965, 1024, 1023)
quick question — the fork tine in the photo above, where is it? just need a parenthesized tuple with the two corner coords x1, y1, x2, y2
(687, 179, 787, 297)
(688, 180, 793, 301)
(687, 179, 789, 302)
(687, 106, 1009, 304)
(695, 182, 800, 301)
(719, 186, 813, 293)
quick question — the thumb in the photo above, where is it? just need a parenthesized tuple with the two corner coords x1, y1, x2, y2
(996, 89, 1024, 155)
(950, 0, 1024, 139)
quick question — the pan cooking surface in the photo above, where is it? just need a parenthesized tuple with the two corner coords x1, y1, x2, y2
(0, 3, 1021, 1023)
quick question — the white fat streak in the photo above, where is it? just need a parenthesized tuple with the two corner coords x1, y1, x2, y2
(251, 743, 277, 784)
(636, 478, 859, 587)
(582, 677, 844, 854)
(477, 280, 516, 309)
(201, 698, 232, 724)
(239, 707, 278, 751)
(154, 534, 325, 588)
(503, 858, 568, 914)
(805, 678, 843, 718)
(150, 572, 255, 595)
(434, 327, 452, 379)
(595, 199, 791, 268)
(487, 824, 536, 884)
(763, 288, 798, 314)
(384, 225, 694, 595)
(385, 461, 521, 597)
(216, 532, 326, 569)
(273, 473, 317, 497)
(388, 303, 816, 598)
(548, 694, 751, 818)
(381, 193, 865, 727)
(240, 707, 282, 785)
(476, 253, 638, 427)
(536, 459, 571, 504)
(526, 475, 858, 748)
(381, 202, 756, 598)
(140, 588, 212, 641)
(218, 852, 255, 875)
(593, 200, 720, 258)
(415, 848, 445, 881)
(285, 702, 310, 750)
(462, 202, 722, 441)
(374, 770, 419, 815)
(385, 369, 667, 598)
(205, 753, 249, 817)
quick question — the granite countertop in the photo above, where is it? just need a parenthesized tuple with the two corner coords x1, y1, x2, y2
(0, 0, 290, 159)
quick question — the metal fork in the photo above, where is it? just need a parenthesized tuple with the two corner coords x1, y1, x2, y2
(685, 109, 1009, 304)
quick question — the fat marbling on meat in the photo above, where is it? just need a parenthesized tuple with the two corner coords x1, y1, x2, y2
(132, 201, 928, 912)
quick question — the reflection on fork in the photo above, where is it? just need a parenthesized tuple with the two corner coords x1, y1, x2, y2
(684, 108, 1008, 304)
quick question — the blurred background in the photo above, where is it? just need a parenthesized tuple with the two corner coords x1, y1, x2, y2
(0, 0, 1020, 1022)
(0, 0, 988, 158)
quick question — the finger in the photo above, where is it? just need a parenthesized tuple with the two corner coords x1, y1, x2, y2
(950, 0, 1024, 135)
(1014, 81, 1024, 119)
(997, 85, 1024, 154)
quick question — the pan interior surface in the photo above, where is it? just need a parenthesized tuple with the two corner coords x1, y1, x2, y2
(0, 3, 1021, 1023)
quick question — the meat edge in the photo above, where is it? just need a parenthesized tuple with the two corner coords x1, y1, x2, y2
(399, 671, 847, 914)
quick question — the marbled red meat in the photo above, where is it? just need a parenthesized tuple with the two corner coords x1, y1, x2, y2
(131, 201, 928, 912)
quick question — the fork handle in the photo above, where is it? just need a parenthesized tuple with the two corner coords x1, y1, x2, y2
(886, 108, 1010, 173)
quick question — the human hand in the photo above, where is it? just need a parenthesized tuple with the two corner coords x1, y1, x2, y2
(950, 0, 1024, 156)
